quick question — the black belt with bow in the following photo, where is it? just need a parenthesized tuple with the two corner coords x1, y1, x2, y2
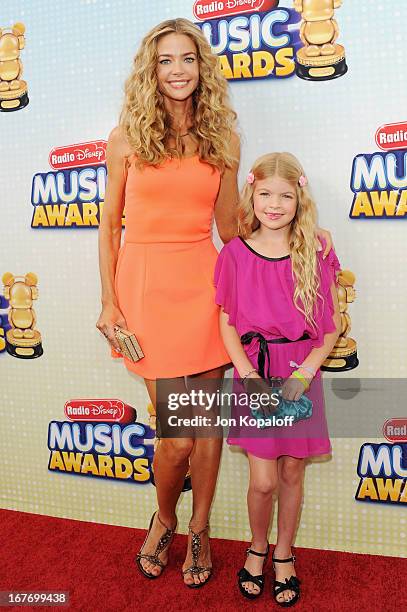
(240, 332, 310, 379)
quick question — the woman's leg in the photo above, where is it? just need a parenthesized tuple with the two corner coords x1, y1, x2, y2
(138, 376, 194, 577)
(241, 454, 278, 595)
(182, 365, 225, 585)
(274, 455, 305, 603)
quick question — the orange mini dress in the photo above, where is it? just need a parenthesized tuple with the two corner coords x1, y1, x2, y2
(110, 153, 232, 379)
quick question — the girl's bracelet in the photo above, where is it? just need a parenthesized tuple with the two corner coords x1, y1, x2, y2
(289, 360, 316, 378)
(292, 370, 310, 391)
(242, 368, 258, 381)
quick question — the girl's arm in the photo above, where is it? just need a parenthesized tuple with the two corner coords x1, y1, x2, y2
(283, 281, 342, 401)
(214, 132, 240, 244)
(219, 308, 262, 379)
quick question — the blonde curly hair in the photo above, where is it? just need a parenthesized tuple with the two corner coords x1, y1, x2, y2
(119, 18, 237, 171)
(238, 152, 322, 330)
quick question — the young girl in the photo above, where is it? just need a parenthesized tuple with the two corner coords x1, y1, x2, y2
(214, 152, 341, 606)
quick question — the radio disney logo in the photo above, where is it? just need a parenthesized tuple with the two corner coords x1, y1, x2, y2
(30, 140, 110, 228)
(349, 122, 407, 219)
(64, 399, 136, 424)
(355, 441, 407, 505)
(49, 140, 106, 170)
(375, 121, 407, 153)
(383, 418, 407, 442)
(193, 0, 278, 20)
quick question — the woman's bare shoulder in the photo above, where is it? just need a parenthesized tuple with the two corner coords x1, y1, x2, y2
(107, 126, 133, 159)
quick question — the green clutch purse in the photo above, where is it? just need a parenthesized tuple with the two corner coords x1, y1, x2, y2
(250, 378, 313, 428)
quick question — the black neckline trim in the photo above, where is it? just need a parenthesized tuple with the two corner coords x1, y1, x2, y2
(238, 236, 291, 261)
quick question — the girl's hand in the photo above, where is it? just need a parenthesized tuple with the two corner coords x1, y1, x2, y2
(244, 371, 273, 393)
(96, 303, 128, 353)
(281, 375, 309, 401)
(243, 372, 277, 417)
(316, 227, 333, 259)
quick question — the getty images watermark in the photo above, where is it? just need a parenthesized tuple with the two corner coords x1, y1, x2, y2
(165, 389, 295, 429)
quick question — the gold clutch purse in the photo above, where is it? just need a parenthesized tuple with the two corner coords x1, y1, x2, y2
(114, 327, 144, 362)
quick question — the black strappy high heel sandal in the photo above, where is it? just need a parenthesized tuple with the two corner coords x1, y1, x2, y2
(182, 524, 212, 589)
(272, 553, 301, 607)
(237, 543, 269, 600)
(135, 511, 177, 579)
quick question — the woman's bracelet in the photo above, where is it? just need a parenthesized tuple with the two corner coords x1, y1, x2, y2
(242, 368, 258, 381)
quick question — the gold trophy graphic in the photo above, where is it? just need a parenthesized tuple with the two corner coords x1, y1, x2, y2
(0, 22, 29, 112)
(293, 0, 348, 81)
(2, 272, 43, 358)
(321, 270, 358, 371)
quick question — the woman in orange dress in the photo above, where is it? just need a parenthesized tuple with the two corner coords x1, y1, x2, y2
(96, 18, 239, 588)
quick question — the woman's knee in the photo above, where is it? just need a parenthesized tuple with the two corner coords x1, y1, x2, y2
(159, 438, 194, 465)
(279, 457, 305, 487)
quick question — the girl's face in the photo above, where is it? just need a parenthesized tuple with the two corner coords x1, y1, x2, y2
(252, 175, 298, 231)
(156, 33, 200, 103)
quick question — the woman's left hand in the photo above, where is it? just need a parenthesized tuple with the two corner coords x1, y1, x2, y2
(281, 376, 309, 401)
(316, 227, 333, 258)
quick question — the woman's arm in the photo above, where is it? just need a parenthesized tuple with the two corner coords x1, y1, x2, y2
(282, 281, 342, 400)
(98, 127, 127, 306)
(214, 131, 240, 244)
(96, 126, 130, 350)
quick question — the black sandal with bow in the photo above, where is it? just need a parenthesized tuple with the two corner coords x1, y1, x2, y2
(135, 511, 177, 579)
(272, 553, 301, 607)
(237, 543, 269, 600)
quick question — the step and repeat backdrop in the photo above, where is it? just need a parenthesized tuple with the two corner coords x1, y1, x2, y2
(1, 0, 406, 557)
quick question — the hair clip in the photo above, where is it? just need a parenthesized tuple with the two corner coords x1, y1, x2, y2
(298, 175, 308, 187)
(247, 171, 255, 184)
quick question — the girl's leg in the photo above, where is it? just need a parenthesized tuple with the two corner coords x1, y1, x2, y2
(274, 455, 305, 603)
(182, 365, 225, 586)
(138, 376, 194, 577)
(241, 453, 278, 595)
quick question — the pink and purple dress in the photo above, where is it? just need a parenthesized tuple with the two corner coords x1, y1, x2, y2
(213, 236, 341, 460)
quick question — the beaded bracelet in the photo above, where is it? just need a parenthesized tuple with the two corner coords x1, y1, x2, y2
(242, 368, 257, 381)
(292, 370, 310, 391)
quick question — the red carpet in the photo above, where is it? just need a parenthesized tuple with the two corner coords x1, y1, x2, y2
(1, 509, 404, 611)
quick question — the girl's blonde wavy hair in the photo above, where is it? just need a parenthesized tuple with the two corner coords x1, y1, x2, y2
(119, 18, 237, 170)
(238, 152, 322, 330)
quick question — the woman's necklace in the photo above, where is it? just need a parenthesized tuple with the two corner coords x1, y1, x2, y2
(167, 109, 193, 138)
(169, 128, 190, 138)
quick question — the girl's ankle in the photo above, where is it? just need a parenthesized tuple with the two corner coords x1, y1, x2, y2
(273, 545, 293, 558)
(250, 539, 268, 552)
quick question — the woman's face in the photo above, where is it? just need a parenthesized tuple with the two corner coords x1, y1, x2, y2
(156, 33, 199, 103)
(252, 175, 298, 231)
